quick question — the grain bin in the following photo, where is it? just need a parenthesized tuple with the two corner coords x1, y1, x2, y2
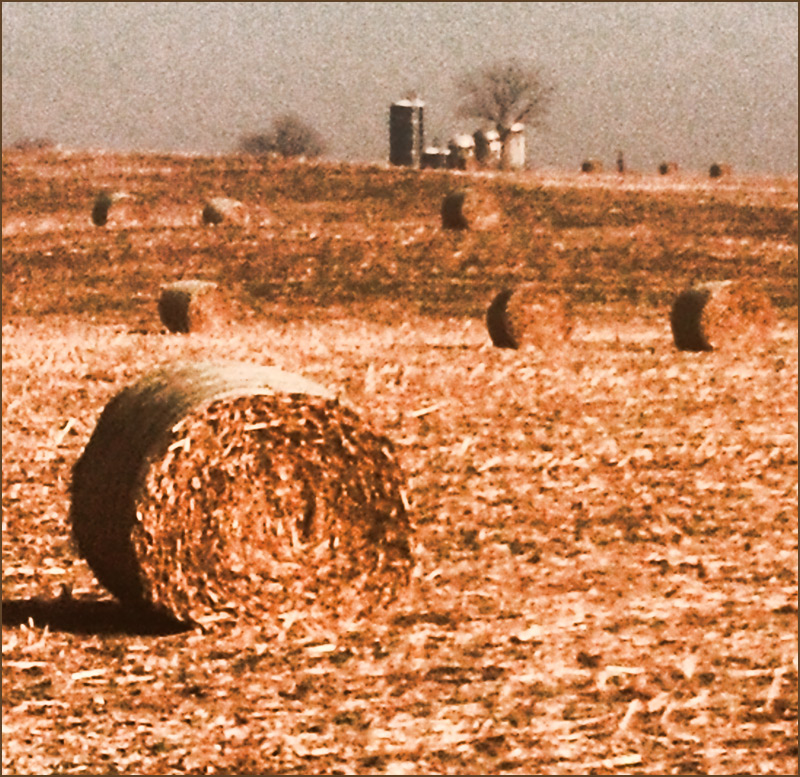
(389, 99, 424, 167)
(70, 361, 414, 624)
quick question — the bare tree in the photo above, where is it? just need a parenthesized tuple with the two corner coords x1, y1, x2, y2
(239, 113, 325, 159)
(456, 58, 554, 144)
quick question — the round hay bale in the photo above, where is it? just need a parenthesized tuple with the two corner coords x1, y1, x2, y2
(486, 283, 572, 350)
(441, 188, 501, 231)
(441, 189, 470, 230)
(581, 159, 603, 173)
(91, 192, 113, 226)
(486, 289, 517, 348)
(91, 191, 133, 226)
(202, 197, 248, 226)
(69, 361, 414, 624)
(158, 280, 226, 334)
(709, 163, 731, 179)
(670, 280, 776, 352)
(658, 162, 678, 175)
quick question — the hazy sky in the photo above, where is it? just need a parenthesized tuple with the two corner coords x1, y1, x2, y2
(2, 2, 798, 173)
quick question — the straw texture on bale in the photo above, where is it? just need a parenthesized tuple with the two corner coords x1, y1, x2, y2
(486, 283, 572, 350)
(202, 197, 248, 226)
(158, 280, 225, 334)
(670, 280, 776, 352)
(70, 361, 413, 623)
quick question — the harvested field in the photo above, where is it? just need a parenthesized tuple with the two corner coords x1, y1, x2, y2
(2, 150, 797, 775)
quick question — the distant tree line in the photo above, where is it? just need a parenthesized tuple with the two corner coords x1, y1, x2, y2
(239, 113, 325, 159)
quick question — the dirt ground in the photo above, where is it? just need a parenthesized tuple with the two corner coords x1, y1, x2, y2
(2, 151, 797, 775)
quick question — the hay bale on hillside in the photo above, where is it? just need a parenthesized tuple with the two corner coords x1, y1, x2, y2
(69, 361, 414, 624)
(709, 163, 732, 179)
(202, 197, 248, 226)
(158, 280, 226, 334)
(670, 280, 776, 352)
(91, 191, 132, 226)
(581, 159, 603, 173)
(440, 188, 501, 231)
(441, 189, 470, 230)
(658, 162, 679, 175)
(486, 283, 572, 350)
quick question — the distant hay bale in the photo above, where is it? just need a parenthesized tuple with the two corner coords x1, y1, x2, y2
(91, 191, 132, 226)
(202, 197, 248, 226)
(486, 283, 572, 350)
(441, 188, 501, 231)
(709, 163, 732, 179)
(581, 159, 603, 173)
(658, 162, 679, 175)
(670, 280, 776, 352)
(69, 361, 414, 624)
(158, 280, 226, 334)
(441, 189, 469, 230)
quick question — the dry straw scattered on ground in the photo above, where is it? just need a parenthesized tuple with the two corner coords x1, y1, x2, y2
(1, 150, 797, 776)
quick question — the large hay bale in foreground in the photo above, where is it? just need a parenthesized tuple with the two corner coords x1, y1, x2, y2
(70, 362, 413, 624)
(486, 283, 572, 350)
(202, 197, 248, 226)
(158, 280, 226, 333)
(670, 280, 776, 352)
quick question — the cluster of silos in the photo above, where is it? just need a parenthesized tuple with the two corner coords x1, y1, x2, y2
(390, 99, 525, 171)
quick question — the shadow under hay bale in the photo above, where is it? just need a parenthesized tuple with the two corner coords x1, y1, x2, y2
(158, 280, 226, 334)
(670, 280, 776, 352)
(486, 283, 572, 350)
(69, 361, 414, 624)
(202, 197, 248, 226)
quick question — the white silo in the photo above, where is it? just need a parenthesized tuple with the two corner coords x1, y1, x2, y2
(502, 123, 526, 170)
